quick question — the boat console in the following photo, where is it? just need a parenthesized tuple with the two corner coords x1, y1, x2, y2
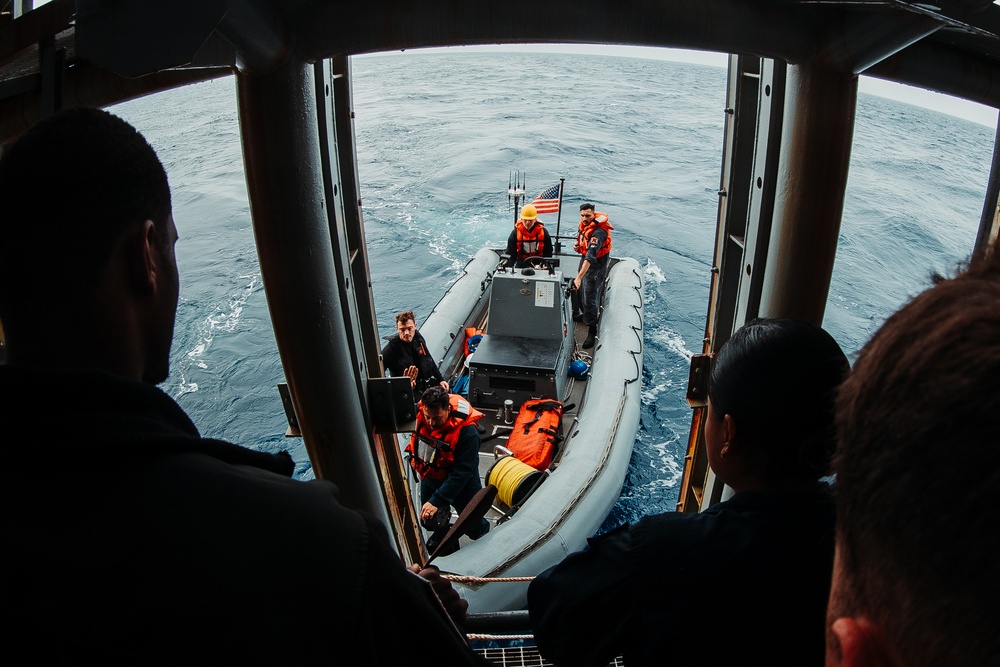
(468, 267, 572, 409)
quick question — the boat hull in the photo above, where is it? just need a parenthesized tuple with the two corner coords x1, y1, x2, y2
(412, 249, 644, 612)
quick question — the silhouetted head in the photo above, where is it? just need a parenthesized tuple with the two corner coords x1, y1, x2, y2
(828, 248, 1000, 666)
(0, 108, 176, 383)
(706, 317, 849, 489)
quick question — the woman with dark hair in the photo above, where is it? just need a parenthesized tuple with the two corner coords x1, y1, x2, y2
(528, 318, 849, 667)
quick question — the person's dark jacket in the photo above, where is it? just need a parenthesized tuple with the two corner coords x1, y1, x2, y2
(528, 488, 836, 667)
(1, 365, 485, 665)
(382, 329, 445, 395)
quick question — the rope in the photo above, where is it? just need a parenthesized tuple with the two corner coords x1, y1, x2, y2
(489, 456, 540, 506)
(442, 573, 535, 584)
(468, 633, 535, 641)
(625, 266, 644, 385)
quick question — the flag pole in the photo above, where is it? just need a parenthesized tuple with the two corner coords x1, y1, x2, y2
(554, 177, 566, 242)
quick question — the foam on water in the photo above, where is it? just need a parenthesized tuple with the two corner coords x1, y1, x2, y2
(108, 48, 994, 525)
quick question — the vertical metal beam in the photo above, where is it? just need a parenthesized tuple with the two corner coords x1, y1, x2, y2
(976, 112, 1000, 258)
(235, 60, 390, 527)
(679, 56, 789, 513)
(733, 58, 786, 328)
(315, 56, 423, 562)
(38, 35, 63, 117)
(758, 64, 857, 323)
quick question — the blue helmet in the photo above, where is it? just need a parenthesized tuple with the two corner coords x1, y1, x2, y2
(568, 360, 590, 380)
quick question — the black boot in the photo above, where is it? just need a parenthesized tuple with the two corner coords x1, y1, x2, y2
(583, 325, 597, 349)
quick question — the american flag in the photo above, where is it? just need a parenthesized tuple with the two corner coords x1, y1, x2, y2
(531, 182, 561, 214)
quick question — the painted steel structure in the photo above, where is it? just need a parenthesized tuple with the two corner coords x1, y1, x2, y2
(1, 1, 999, 557)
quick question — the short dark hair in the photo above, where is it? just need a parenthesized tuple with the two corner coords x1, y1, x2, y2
(0, 108, 171, 323)
(708, 317, 849, 481)
(579, 203, 595, 212)
(832, 249, 1000, 666)
(395, 310, 416, 326)
(420, 385, 450, 411)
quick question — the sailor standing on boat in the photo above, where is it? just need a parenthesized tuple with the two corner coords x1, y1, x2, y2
(382, 310, 449, 395)
(571, 203, 613, 349)
(505, 204, 553, 268)
(406, 386, 490, 555)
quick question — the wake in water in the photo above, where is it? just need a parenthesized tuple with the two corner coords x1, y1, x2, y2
(106, 49, 993, 525)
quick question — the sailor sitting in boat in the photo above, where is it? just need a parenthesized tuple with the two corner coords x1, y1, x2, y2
(382, 309, 449, 395)
(528, 317, 848, 667)
(407, 386, 490, 555)
(505, 203, 553, 268)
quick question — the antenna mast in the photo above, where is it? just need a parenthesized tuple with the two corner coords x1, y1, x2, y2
(508, 170, 526, 225)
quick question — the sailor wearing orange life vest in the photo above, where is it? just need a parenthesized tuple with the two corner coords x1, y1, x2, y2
(406, 386, 490, 553)
(572, 203, 613, 349)
(505, 204, 554, 268)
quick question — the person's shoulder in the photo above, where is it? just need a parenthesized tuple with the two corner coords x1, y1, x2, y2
(628, 508, 712, 553)
(381, 333, 402, 354)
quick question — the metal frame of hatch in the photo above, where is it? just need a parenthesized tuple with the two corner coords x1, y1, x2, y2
(1, 2, 999, 560)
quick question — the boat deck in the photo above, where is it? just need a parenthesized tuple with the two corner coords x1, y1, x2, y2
(460, 318, 593, 540)
(474, 645, 624, 666)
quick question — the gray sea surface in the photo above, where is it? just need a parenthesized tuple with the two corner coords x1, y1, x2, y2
(110, 49, 993, 528)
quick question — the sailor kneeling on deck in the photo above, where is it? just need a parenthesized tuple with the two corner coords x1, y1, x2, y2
(407, 386, 490, 555)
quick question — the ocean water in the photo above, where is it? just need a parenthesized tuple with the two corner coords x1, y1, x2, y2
(110, 49, 994, 528)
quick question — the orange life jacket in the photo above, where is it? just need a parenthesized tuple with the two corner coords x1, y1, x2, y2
(514, 220, 547, 261)
(506, 398, 563, 471)
(406, 394, 484, 481)
(574, 213, 613, 257)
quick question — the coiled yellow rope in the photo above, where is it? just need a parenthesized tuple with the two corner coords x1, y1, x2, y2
(487, 456, 540, 506)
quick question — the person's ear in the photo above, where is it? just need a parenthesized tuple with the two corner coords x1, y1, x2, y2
(131, 219, 159, 297)
(830, 617, 900, 667)
(720, 413, 738, 457)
